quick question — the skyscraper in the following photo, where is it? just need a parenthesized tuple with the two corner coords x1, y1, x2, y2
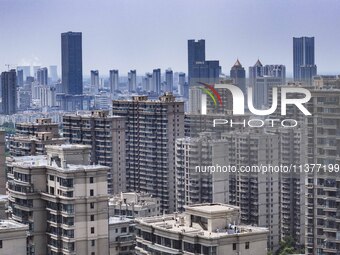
(178, 72, 186, 95)
(49, 65, 58, 82)
(249, 59, 264, 88)
(1, 69, 17, 115)
(293, 36, 317, 85)
(61, 31, 83, 95)
(109, 69, 119, 93)
(17, 69, 24, 86)
(230, 59, 246, 94)
(152, 68, 161, 94)
(128, 70, 137, 92)
(91, 70, 99, 94)
(36, 67, 48, 85)
(188, 39, 205, 85)
(165, 68, 173, 92)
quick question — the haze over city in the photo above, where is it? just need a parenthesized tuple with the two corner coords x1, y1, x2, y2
(0, 0, 340, 75)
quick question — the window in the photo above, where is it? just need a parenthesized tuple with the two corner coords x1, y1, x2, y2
(233, 243, 236, 250)
(90, 189, 94, 196)
(91, 227, 95, 234)
(245, 242, 250, 249)
(0, 240, 2, 248)
(91, 240, 95, 247)
(90, 177, 94, 183)
(90, 203, 94, 209)
(121, 227, 127, 233)
(91, 253, 95, 255)
(50, 175, 54, 181)
(91, 215, 94, 221)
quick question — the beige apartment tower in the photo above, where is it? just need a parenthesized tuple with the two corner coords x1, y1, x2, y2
(7, 144, 109, 255)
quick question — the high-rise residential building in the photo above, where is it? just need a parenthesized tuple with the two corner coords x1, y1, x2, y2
(305, 88, 340, 255)
(91, 70, 100, 94)
(61, 31, 83, 95)
(36, 67, 48, 85)
(221, 130, 280, 252)
(17, 69, 24, 86)
(0, 220, 28, 255)
(230, 59, 246, 94)
(293, 36, 317, 85)
(135, 203, 269, 255)
(152, 68, 161, 94)
(274, 127, 307, 250)
(175, 133, 229, 212)
(63, 110, 126, 194)
(112, 93, 185, 213)
(1, 69, 17, 115)
(49, 65, 58, 82)
(0, 130, 5, 194)
(128, 70, 137, 92)
(7, 144, 109, 255)
(165, 68, 173, 92)
(188, 39, 205, 86)
(109, 69, 119, 93)
(9, 118, 65, 156)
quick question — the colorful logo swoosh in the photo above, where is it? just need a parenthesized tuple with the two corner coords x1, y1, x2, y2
(197, 82, 223, 107)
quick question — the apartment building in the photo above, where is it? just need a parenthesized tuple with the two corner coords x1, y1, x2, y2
(221, 129, 280, 252)
(7, 144, 109, 255)
(305, 88, 340, 255)
(108, 192, 161, 255)
(109, 192, 160, 218)
(112, 93, 185, 213)
(0, 219, 28, 255)
(175, 133, 229, 212)
(9, 118, 65, 156)
(135, 203, 268, 255)
(63, 110, 126, 194)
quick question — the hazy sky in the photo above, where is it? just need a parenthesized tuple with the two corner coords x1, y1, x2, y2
(0, 0, 339, 77)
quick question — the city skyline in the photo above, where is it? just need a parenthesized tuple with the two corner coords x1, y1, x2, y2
(0, 0, 340, 75)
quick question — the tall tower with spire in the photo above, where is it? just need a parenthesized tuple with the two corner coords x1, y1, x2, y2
(249, 59, 264, 88)
(230, 59, 246, 94)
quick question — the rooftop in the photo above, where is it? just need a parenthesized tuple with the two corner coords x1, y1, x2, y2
(185, 203, 239, 214)
(137, 214, 268, 238)
(9, 154, 108, 172)
(0, 219, 28, 232)
(109, 216, 134, 225)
